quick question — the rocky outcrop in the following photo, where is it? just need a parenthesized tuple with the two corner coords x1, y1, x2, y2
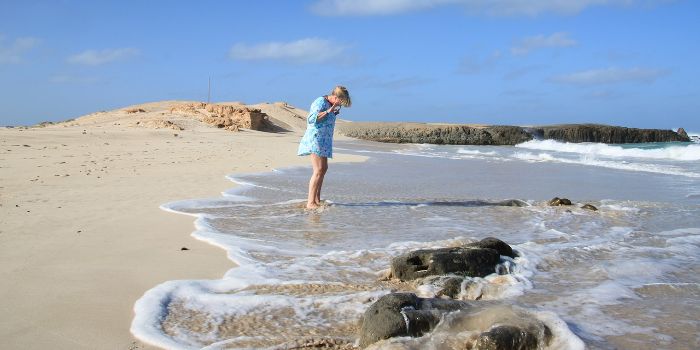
(338, 123, 531, 145)
(358, 293, 552, 349)
(204, 104, 271, 131)
(170, 102, 273, 131)
(677, 128, 689, 139)
(390, 238, 513, 281)
(338, 122, 690, 145)
(530, 124, 690, 143)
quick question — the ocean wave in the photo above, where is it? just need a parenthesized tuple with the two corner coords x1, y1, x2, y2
(687, 132, 699, 143)
(513, 151, 700, 178)
(457, 148, 497, 156)
(515, 139, 700, 161)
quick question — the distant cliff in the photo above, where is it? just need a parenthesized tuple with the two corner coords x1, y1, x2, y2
(337, 122, 690, 145)
(527, 124, 690, 143)
(337, 122, 531, 145)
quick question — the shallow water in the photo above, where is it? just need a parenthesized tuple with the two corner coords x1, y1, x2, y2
(132, 139, 700, 350)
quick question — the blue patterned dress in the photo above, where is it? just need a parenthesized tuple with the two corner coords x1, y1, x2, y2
(297, 96, 337, 158)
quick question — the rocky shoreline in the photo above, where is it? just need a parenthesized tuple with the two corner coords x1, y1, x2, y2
(349, 198, 597, 348)
(357, 235, 573, 349)
(337, 122, 690, 145)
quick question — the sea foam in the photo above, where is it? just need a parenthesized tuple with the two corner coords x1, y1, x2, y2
(516, 139, 700, 161)
(512, 151, 700, 178)
(132, 139, 699, 349)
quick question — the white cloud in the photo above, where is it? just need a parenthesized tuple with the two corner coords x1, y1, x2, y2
(310, 0, 664, 16)
(0, 34, 40, 64)
(67, 48, 139, 66)
(550, 67, 667, 85)
(511, 32, 576, 56)
(229, 38, 347, 64)
(464, 0, 620, 16)
(310, 0, 459, 16)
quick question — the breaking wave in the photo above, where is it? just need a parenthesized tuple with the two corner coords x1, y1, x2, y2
(515, 139, 700, 161)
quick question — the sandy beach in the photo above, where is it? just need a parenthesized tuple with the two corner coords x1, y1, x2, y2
(0, 101, 365, 349)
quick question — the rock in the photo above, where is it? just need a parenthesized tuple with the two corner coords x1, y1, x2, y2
(171, 102, 273, 131)
(170, 102, 206, 114)
(338, 123, 531, 145)
(531, 124, 690, 143)
(358, 293, 471, 348)
(466, 237, 516, 259)
(338, 122, 690, 145)
(548, 197, 572, 206)
(391, 246, 501, 281)
(204, 103, 272, 130)
(581, 203, 598, 211)
(677, 128, 689, 139)
(125, 108, 146, 113)
(359, 294, 553, 349)
(437, 277, 464, 298)
(474, 324, 550, 350)
(495, 199, 529, 207)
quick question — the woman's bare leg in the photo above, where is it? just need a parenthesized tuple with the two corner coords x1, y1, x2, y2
(307, 154, 326, 209)
(314, 157, 328, 204)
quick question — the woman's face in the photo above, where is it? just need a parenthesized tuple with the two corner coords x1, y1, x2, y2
(329, 95, 341, 105)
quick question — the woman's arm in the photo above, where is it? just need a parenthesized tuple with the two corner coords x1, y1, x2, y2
(307, 97, 327, 124)
(307, 97, 336, 124)
(316, 109, 333, 121)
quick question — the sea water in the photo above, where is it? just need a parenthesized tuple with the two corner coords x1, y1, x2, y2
(132, 139, 700, 350)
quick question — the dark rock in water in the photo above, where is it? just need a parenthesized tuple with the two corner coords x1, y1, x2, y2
(677, 128, 689, 139)
(359, 294, 553, 349)
(358, 293, 472, 348)
(466, 237, 517, 259)
(548, 197, 572, 206)
(495, 199, 529, 207)
(437, 277, 465, 299)
(391, 246, 501, 281)
(475, 324, 549, 350)
(581, 203, 598, 211)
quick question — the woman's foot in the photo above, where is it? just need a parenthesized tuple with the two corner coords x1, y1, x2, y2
(305, 202, 320, 210)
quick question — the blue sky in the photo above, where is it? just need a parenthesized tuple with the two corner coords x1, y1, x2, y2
(1, 0, 698, 130)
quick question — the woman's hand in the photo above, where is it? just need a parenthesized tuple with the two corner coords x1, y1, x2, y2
(318, 101, 340, 121)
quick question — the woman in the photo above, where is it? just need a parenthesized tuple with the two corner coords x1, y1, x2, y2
(297, 86, 352, 209)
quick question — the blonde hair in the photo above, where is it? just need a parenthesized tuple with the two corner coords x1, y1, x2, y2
(330, 85, 352, 107)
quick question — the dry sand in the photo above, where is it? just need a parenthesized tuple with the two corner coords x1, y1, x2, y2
(0, 101, 366, 349)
